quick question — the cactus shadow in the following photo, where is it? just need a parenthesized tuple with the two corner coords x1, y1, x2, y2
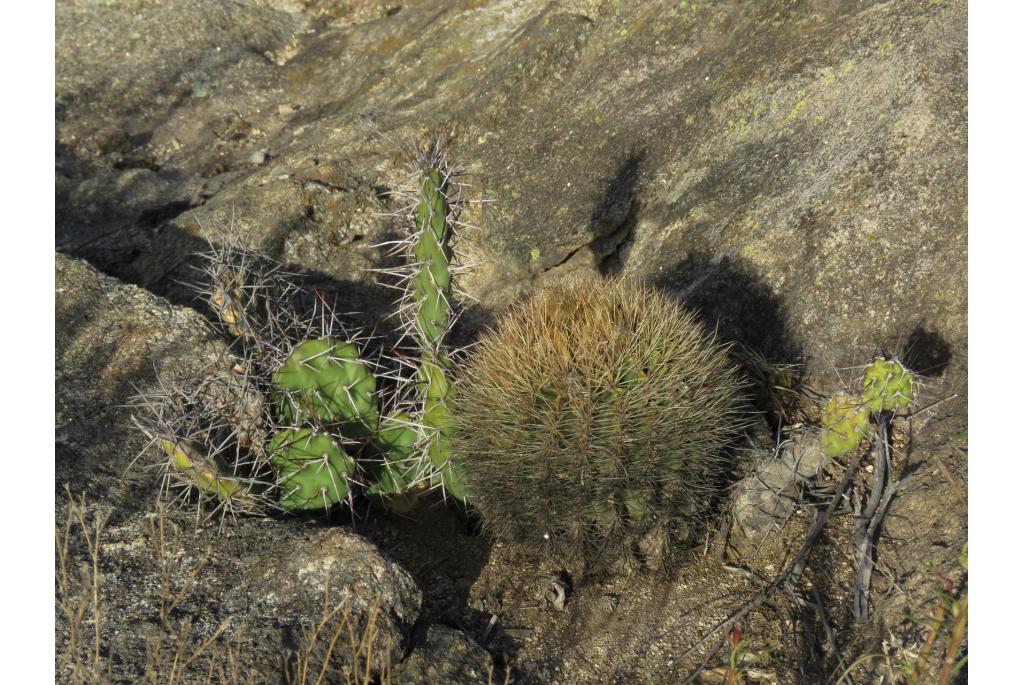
(895, 325, 952, 378)
(358, 498, 497, 653)
(652, 254, 801, 366)
(592, 152, 644, 276)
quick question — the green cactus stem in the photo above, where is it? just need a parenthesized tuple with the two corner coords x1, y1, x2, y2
(272, 338, 378, 436)
(269, 428, 355, 511)
(367, 412, 422, 496)
(411, 166, 455, 354)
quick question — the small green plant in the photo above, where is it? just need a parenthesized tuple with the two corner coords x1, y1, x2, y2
(905, 544, 968, 685)
(131, 127, 468, 517)
(820, 395, 870, 457)
(818, 357, 916, 457)
(452, 276, 750, 573)
(724, 623, 759, 685)
(862, 357, 914, 413)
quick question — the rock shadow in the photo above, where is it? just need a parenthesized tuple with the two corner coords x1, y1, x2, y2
(591, 152, 643, 276)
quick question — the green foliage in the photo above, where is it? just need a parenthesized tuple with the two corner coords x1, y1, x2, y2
(453, 276, 750, 572)
(820, 396, 870, 457)
(269, 428, 355, 511)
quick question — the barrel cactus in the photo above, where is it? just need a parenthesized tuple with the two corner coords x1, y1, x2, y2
(452, 277, 750, 573)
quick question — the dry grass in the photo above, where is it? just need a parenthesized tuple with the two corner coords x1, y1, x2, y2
(55, 487, 110, 684)
(284, 592, 387, 685)
(56, 488, 399, 684)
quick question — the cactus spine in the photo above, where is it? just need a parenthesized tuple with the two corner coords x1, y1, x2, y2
(453, 277, 750, 573)
(130, 128, 471, 517)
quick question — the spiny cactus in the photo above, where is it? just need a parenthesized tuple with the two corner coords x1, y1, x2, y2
(272, 338, 379, 436)
(130, 369, 272, 522)
(376, 127, 469, 501)
(198, 235, 311, 358)
(130, 127, 472, 517)
(818, 356, 917, 457)
(366, 411, 421, 496)
(269, 428, 356, 511)
(453, 276, 750, 573)
(862, 357, 914, 413)
(820, 395, 870, 457)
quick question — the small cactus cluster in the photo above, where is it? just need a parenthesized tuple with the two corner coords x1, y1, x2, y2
(819, 357, 916, 457)
(131, 128, 469, 519)
(451, 276, 750, 573)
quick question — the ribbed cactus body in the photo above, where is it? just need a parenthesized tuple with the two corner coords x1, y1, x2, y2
(390, 132, 466, 503)
(412, 167, 454, 353)
(453, 277, 749, 572)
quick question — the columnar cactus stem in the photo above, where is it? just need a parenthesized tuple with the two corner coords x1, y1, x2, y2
(389, 127, 467, 501)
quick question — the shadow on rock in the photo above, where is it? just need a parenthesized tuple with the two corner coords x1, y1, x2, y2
(651, 254, 800, 366)
(896, 325, 953, 378)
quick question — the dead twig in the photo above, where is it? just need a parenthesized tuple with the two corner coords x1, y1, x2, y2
(678, 454, 860, 676)
(852, 416, 901, 622)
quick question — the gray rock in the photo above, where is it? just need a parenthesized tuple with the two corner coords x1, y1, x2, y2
(55, 252, 226, 502)
(227, 529, 422, 674)
(56, 0, 968, 681)
(56, 1, 967, 400)
(728, 430, 832, 557)
(55, 252, 422, 682)
(393, 625, 495, 685)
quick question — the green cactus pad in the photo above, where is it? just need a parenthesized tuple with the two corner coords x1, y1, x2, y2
(820, 396, 870, 457)
(376, 411, 419, 458)
(272, 338, 378, 435)
(367, 412, 422, 496)
(861, 357, 914, 413)
(269, 428, 355, 511)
